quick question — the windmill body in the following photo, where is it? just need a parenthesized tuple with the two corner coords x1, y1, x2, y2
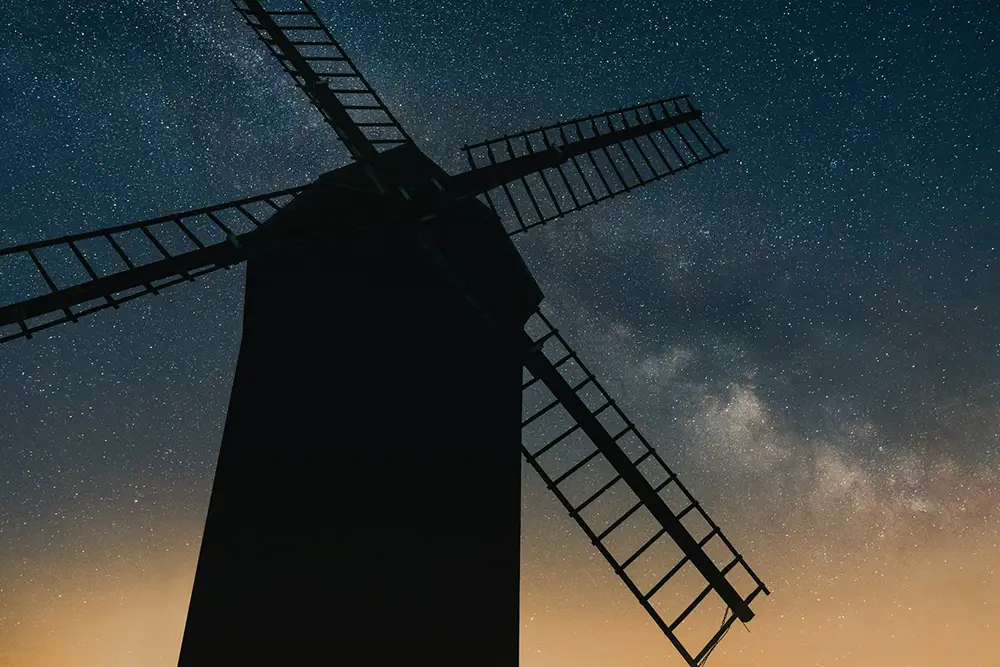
(0, 2, 770, 665)
(178, 144, 541, 664)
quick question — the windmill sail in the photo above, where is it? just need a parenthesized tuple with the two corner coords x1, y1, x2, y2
(521, 309, 768, 666)
(0, 187, 303, 344)
(458, 96, 727, 235)
(233, 0, 412, 161)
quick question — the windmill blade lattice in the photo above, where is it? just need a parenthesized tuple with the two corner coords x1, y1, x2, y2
(521, 310, 768, 666)
(233, 0, 412, 160)
(463, 96, 727, 235)
(0, 187, 303, 344)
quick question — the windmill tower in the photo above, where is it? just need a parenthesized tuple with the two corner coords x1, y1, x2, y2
(0, 1, 770, 665)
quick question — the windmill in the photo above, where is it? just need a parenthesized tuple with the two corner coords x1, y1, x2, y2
(0, 1, 770, 665)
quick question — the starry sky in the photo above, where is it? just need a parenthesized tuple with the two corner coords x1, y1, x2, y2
(1, 0, 998, 665)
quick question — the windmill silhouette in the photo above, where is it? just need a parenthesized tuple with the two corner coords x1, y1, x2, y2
(0, 1, 770, 665)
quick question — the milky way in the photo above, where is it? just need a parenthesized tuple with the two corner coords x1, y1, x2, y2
(1, 1, 998, 665)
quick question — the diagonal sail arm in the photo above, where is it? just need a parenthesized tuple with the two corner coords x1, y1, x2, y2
(0, 186, 305, 344)
(523, 336, 752, 621)
(454, 109, 701, 197)
(520, 310, 768, 666)
(457, 95, 728, 235)
(232, 1, 412, 162)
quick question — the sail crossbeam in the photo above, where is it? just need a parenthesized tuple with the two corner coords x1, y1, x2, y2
(232, 0, 412, 160)
(521, 309, 768, 665)
(0, 188, 303, 343)
(462, 96, 727, 235)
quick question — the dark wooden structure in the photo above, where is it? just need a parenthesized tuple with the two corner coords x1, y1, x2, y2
(0, 2, 770, 665)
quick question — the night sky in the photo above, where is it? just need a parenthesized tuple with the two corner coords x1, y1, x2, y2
(1, 0, 999, 665)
